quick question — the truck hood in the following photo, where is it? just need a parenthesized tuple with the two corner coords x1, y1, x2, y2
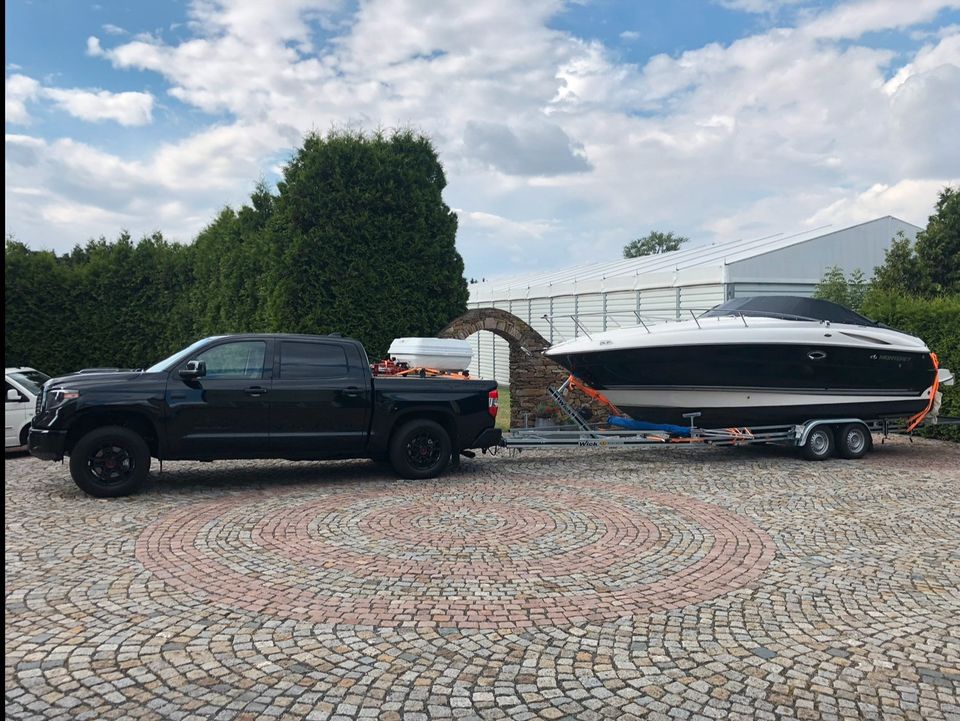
(46, 370, 158, 390)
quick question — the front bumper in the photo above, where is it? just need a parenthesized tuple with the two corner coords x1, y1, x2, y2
(469, 427, 503, 450)
(28, 428, 68, 461)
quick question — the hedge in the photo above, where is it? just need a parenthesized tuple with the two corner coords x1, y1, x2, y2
(861, 293, 960, 440)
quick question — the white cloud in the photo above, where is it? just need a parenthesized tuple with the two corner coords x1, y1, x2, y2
(801, 0, 960, 40)
(884, 32, 960, 93)
(713, 0, 804, 14)
(42, 87, 155, 126)
(807, 179, 960, 227)
(5, 74, 40, 124)
(5, 0, 960, 277)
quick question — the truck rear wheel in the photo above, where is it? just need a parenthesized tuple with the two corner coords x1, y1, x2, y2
(69, 426, 151, 498)
(389, 419, 451, 479)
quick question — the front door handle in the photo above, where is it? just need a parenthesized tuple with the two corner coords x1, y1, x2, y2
(807, 350, 827, 361)
(244, 386, 269, 397)
(342, 386, 362, 398)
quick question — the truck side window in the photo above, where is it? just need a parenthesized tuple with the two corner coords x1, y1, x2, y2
(195, 341, 266, 380)
(280, 341, 349, 379)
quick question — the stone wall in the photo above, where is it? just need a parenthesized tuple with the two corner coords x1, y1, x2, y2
(438, 308, 606, 428)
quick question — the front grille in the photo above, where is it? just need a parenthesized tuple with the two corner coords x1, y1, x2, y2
(35, 390, 44, 415)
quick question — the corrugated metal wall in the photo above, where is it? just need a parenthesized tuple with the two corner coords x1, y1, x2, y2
(465, 284, 728, 385)
(731, 283, 815, 297)
(466, 330, 511, 385)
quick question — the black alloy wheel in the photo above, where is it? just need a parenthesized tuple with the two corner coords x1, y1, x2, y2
(69, 425, 151, 497)
(406, 432, 442, 471)
(389, 419, 451, 479)
(88, 444, 135, 485)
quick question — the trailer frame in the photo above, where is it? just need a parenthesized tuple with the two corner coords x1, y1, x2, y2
(498, 379, 958, 460)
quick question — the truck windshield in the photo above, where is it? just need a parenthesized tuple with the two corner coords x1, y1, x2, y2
(145, 337, 226, 373)
(8, 370, 50, 395)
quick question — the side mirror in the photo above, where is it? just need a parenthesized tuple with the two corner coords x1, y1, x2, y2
(179, 360, 207, 380)
(7, 389, 24, 402)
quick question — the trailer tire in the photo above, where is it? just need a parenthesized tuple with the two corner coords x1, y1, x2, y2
(837, 423, 870, 459)
(801, 425, 835, 461)
(389, 419, 451, 479)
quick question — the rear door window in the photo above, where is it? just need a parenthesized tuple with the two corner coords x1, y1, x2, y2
(280, 342, 350, 379)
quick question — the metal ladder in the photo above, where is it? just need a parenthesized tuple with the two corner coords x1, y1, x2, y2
(547, 381, 594, 433)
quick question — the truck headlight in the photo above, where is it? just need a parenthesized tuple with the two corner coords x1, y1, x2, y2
(46, 389, 80, 410)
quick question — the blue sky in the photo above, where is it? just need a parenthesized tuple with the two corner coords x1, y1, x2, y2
(6, 0, 960, 278)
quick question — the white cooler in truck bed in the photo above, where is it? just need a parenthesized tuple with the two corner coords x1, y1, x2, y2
(388, 338, 473, 371)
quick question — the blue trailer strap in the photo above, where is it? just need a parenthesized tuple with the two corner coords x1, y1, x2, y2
(607, 416, 692, 437)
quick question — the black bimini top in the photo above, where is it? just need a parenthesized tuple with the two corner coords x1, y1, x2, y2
(701, 296, 880, 327)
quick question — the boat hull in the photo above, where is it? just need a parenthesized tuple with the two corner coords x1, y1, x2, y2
(548, 342, 935, 428)
(603, 388, 929, 428)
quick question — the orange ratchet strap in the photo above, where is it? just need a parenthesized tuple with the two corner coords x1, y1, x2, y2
(906, 352, 940, 432)
(566, 375, 627, 417)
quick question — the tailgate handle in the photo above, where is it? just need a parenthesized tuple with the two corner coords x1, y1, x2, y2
(244, 386, 268, 396)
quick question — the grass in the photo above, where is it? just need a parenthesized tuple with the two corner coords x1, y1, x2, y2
(496, 387, 511, 431)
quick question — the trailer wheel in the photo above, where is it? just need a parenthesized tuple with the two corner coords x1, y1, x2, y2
(837, 423, 870, 459)
(801, 425, 835, 461)
(389, 419, 451, 479)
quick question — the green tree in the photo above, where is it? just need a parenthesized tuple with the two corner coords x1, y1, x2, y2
(623, 231, 688, 258)
(263, 128, 468, 359)
(813, 266, 869, 311)
(4, 128, 470, 373)
(914, 186, 959, 295)
(871, 232, 927, 296)
(5, 232, 194, 374)
(871, 187, 959, 297)
(813, 266, 851, 307)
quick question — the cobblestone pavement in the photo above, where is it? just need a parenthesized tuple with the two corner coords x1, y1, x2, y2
(6, 437, 960, 720)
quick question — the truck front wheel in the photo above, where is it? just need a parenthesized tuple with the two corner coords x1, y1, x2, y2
(69, 426, 151, 498)
(389, 419, 451, 479)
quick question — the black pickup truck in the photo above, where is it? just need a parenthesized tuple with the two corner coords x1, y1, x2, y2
(29, 333, 502, 497)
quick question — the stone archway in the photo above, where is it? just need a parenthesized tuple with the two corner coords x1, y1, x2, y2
(438, 308, 580, 428)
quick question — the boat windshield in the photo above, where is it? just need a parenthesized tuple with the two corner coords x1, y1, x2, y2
(701, 297, 879, 327)
(145, 336, 226, 373)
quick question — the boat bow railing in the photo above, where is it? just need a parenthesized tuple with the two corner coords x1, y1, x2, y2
(540, 306, 829, 342)
(540, 308, 755, 342)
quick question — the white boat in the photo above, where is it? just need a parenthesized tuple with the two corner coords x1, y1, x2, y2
(545, 296, 948, 427)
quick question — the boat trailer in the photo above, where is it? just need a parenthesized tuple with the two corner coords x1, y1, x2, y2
(499, 378, 959, 461)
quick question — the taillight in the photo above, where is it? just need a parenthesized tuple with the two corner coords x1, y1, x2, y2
(488, 389, 499, 418)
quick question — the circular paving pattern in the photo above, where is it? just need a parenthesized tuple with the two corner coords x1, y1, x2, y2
(135, 478, 775, 629)
(7, 436, 960, 721)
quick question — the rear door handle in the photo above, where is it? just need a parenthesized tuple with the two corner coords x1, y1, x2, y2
(244, 386, 269, 396)
(342, 386, 362, 398)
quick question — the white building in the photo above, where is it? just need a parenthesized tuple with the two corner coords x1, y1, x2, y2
(466, 216, 920, 385)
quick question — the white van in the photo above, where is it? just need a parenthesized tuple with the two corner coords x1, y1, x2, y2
(6, 367, 50, 450)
